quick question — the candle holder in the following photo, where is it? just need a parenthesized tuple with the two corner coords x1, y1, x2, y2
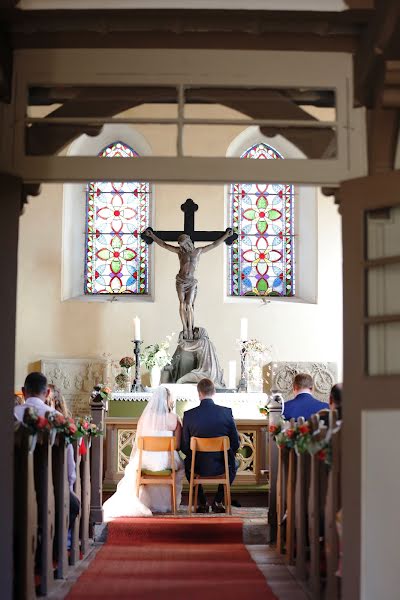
(237, 342, 248, 393)
(131, 340, 145, 393)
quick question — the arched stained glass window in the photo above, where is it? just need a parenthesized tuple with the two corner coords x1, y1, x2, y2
(228, 142, 295, 297)
(85, 141, 150, 295)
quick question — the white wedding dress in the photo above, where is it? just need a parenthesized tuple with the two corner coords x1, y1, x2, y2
(103, 387, 185, 519)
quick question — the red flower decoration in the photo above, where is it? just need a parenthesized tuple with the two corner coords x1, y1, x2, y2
(317, 449, 327, 461)
(286, 429, 295, 439)
(269, 425, 277, 434)
(36, 416, 49, 430)
(298, 424, 310, 435)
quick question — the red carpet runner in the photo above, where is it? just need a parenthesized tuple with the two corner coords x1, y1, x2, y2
(66, 518, 278, 599)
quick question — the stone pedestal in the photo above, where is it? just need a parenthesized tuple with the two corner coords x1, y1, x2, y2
(161, 327, 226, 388)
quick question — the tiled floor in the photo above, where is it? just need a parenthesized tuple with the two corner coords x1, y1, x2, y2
(248, 545, 310, 600)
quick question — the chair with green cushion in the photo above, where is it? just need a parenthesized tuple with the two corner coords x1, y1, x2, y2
(136, 436, 177, 515)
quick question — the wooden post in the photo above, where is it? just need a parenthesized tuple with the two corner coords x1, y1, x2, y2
(34, 431, 55, 596)
(52, 434, 69, 579)
(90, 399, 106, 525)
(286, 442, 296, 565)
(80, 436, 91, 556)
(325, 412, 341, 600)
(70, 439, 82, 566)
(0, 174, 21, 600)
(308, 414, 324, 600)
(295, 417, 308, 580)
(13, 427, 37, 600)
(276, 446, 287, 555)
(267, 395, 283, 544)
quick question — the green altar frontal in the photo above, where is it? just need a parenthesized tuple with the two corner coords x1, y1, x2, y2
(108, 398, 188, 419)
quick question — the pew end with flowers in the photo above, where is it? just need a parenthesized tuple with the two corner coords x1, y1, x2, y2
(17, 407, 103, 447)
(268, 415, 333, 467)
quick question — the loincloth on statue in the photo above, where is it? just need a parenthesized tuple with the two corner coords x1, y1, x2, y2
(175, 275, 198, 295)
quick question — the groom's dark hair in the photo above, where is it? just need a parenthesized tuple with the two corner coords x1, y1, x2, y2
(197, 378, 215, 398)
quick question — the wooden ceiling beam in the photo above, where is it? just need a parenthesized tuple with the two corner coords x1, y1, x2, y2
(11, 31, 359, 53)
(354, 0, 400, 107)
(27, 88, 334, 158)
(0, 26, 12, 102)
(366, 107, 400, 174)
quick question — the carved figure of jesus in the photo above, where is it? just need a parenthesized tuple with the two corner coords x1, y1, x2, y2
(144, 227, 233, 340)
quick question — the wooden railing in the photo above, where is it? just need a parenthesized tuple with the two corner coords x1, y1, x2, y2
(270, 411, 342, 600)
(13, 400, 106, 599)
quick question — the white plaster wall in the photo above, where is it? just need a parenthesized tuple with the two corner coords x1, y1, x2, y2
(15, 184, 342, 386)
(362, 411, 400, 600)
(14, 105, 343, 387)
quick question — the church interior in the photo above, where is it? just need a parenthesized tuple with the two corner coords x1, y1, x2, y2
(2, 1, 400, 599)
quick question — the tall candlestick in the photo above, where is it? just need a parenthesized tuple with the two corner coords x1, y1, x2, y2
(131, 339, 145, 393)
(133, 316, 141, 341)
(228, 360, 237, 389)
(240, 317, 248, 342)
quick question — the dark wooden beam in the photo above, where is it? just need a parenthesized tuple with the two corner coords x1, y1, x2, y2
(366, 106, 400, 174)
(354, 0, 400, 107)
(0, 25, 12, 102)
(7, 8, 373, 53)
(26, 88, 334, 159)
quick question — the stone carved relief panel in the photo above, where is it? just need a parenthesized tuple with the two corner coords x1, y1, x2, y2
(266, 361, 337, 402)
(41, 357, 107, 416)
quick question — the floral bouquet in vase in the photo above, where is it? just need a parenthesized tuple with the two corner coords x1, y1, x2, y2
(141, 334, 174, 388)
(116, 356, 135, 392)
(240, 338, 272, 393)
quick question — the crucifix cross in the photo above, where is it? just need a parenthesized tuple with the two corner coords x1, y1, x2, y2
(141, 198, 238, 245)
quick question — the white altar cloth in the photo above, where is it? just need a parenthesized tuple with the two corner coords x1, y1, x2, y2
(111, 383, 269, 420)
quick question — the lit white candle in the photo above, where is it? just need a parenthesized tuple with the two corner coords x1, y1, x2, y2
(133, 316, 141, 341)
(240, 317, 248, 342)
(228, 360, 237, 389)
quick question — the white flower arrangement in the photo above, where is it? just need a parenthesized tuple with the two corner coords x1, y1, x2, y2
(141, 334, 175, 370)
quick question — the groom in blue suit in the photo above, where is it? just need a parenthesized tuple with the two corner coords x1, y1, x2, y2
(181, 378, 240, 513)
(282, 372, 327, 420)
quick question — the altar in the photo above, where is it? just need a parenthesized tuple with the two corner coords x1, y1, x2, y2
(104, 384, 271, 489)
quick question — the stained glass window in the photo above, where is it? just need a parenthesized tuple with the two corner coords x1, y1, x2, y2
(85, 141, 150, 295)
(228, 142, 295, 297)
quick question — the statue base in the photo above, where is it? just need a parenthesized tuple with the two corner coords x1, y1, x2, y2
(161, 327, 226, 388)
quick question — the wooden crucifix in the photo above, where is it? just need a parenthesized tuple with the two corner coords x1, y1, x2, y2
(142, 198, 238, 340)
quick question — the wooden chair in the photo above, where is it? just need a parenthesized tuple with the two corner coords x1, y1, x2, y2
(136, 436, 177, 515)
(188, 436, 232, 516)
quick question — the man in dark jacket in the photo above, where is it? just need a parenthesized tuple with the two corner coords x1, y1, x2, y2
(181, 378, 240, 513)
(282, 373, 328, 420)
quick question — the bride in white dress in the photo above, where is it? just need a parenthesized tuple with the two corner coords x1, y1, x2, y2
(103, 386, 185, 519)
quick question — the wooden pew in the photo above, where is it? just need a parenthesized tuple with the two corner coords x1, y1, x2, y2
(276, 444, 288, 554)
(285, 418, 296, 566)
(324, 411, 341, 600)
(80, 437, 91, 556)
(33, 431, 55, 596)
(52, 433, 69, 579)
(70, 439, 82, 566)
(14, 427, 37, 600)
(294, 417, 309, 580)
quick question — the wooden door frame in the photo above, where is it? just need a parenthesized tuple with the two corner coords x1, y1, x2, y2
(339, 171, 400, 600)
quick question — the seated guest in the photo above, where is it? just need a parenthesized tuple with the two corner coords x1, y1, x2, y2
(329, 383, 342, 420)
(49, 384, 72, 418)
(14, 392, 25, 406)
(282, 373, 327, 420)
(48, 384, 80, 547)
(181, 378, 240, 513)
(14, 372, 59, 421)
